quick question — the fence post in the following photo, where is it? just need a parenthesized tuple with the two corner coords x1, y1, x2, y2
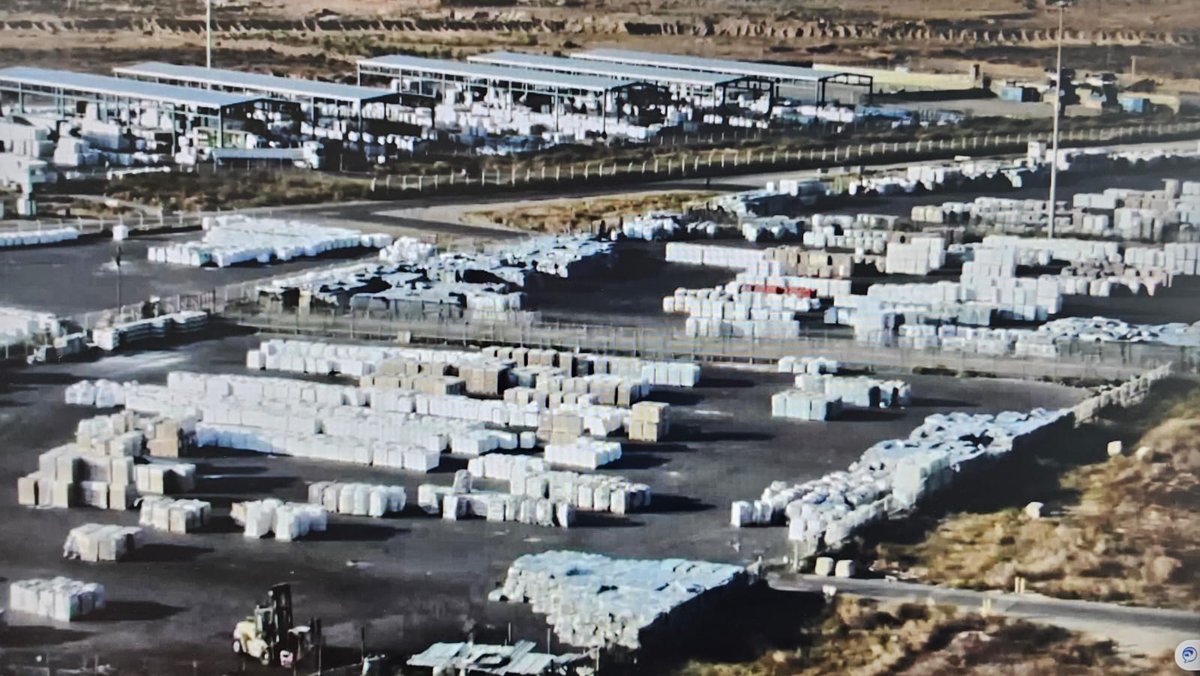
(481, 168, 486, 186)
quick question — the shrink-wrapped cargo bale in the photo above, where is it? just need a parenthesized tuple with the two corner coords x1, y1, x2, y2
(489, 551, 747, 651)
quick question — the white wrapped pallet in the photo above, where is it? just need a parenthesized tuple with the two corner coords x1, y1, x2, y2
(770, 390, 843, 421)
(148, 214, 393, 268)
(234, 499, 326, 541)
(63, 524, 144, 562)
(9, 577, 106, 622)
(544, 438, 622, 470)
(308, 481, 406, 518)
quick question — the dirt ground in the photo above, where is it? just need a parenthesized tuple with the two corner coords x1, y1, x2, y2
(461, 190, 718, 233)
(870, 376, 1200, 612)
(0, 0, 1197, 90)
(675, 595, 1168, 676)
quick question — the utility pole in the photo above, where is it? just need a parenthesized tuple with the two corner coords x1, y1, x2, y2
(206, 0, 213, 68)
(1047, 1, 1070, 240)
(114, 241, 123, 310)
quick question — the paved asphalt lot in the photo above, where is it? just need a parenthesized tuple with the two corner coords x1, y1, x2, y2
(0, 334, 1083, 672)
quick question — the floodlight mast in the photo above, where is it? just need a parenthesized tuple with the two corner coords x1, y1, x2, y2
(1047, 1, 1070, 239)
(206, 0, 213, 69)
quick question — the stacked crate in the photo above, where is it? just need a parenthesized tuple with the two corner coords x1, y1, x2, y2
(63, 524, 144, 562)
(138, 497, 212, 534)
(133, 462, 196, 495)
(628, 402, 670, 442)
(8, 578, 106, 622)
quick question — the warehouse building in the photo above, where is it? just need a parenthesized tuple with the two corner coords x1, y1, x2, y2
(0, 66, 263, 152)
(111, 62, 402, 127)
(112, 62, 426, 164)
(468, 50, 776, 123)
(571, 48, 873, 105)
(357, 54, 674, 140)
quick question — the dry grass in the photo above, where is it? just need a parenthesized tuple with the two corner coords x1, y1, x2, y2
(462, 190, 718, 233)
(676, 595, 1160, 676)
(98, 169, 374, 212)
(874, 381, 1200, 611)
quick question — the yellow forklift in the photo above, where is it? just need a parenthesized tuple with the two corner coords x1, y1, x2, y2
(232, 584, 322, 668)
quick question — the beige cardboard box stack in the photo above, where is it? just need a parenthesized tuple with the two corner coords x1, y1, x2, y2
(133, 462, 196, 495)
(19, 412, 154, 510)
(629, 402, 670, 442)
(362, 372, 465, 396)
(459, 362, 509, 397)
(139, 496, 212, 533)
(145, 417, 189, 458)
(537, 409, 586, 444)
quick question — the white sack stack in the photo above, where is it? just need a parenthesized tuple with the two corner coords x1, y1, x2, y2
(9, 577, 106, 622)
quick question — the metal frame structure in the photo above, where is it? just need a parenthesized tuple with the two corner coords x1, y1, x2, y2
(467, 50, 776, 117)
(571, 48, 873, 105)
(112, 62, 401, 126)
(0, 67, 263, 150)
(356, 54, 645, 133)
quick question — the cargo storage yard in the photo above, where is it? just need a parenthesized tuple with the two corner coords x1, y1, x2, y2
(1, 1, 1200, 674)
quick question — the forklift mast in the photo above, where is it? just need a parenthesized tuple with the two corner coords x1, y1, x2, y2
(268, 583, 295, 635)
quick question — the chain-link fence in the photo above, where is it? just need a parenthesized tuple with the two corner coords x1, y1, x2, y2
(221, 298, 1184, 382)
(6, 119, 1198, 237)
(370, 121, 1200, 198)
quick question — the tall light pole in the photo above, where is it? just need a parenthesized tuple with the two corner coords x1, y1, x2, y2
(1047, 1, 1070, 239)
(206, 0, 213, 68)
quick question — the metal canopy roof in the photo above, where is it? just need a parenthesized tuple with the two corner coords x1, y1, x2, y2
(571, 48, 831, 84)
(468, 51, 741, 88)
(0, 66, 259, 109)
(358, 54, 633, 93)
(113, 62, 394, 105)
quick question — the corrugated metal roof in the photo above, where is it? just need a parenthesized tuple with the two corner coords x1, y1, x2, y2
(468, 51, 739, 88)
(113, 62, 394, 105)
(571, 48, 828, 84)
(0, 66, 259, 109)
(358, 54, 632, 93)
